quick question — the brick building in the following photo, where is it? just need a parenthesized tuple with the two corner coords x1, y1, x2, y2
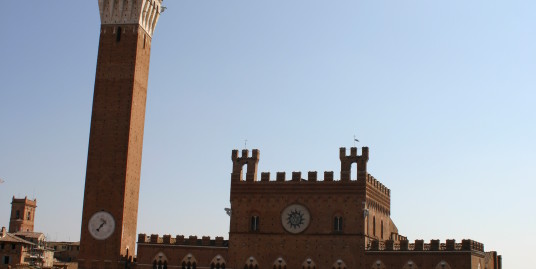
(135, 148, 501, 269)
(0, 227, 54, 269)
(9, 197, 36, 233)
(78, 1, 501, 269)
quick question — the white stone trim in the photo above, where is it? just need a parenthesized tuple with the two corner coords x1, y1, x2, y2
(98, 0, 163, 37)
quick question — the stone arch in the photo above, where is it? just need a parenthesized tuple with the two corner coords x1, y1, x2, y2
(210, 255, 226, 269)
(332, 259, 347, 269)
(435, 261, 452, 269)
(153, 252, 168, 269)
(181, 254, 197, 269)
(273, 257, 287, 269)
(301, 258, 317, 269)
(402, 260, 418, 269)
(244, 256, 259, 269)
(371, 260, 386, 269)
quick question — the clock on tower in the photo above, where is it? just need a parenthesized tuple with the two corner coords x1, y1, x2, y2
(78, 1, 163, 269)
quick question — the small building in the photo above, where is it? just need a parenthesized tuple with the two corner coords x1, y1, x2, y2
(1, 226, 34, 268)
(47, 242, 79, 263)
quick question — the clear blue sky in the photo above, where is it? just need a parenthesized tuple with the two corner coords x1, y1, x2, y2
(0, 1, 534, 268)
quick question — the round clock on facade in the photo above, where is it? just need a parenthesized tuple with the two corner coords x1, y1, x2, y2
(88, 211, 115, 240)
(281, 204, 311, 234)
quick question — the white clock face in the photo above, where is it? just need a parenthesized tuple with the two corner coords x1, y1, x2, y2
(88, 211, 115, 240)
(281, 204, 311, 234)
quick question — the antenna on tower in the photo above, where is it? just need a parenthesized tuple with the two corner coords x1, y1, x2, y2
(244, 139, 248, 149)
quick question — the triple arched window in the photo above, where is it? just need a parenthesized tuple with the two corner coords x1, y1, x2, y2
(181, 254, 197, 269)
(244, 256, 259, 269)
(272, 257, 287, 269)
(152, 260, 167, 269)
(210, 255, 226, 269)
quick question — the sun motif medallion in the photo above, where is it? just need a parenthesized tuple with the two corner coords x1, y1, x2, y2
(281, 204, 310, 233)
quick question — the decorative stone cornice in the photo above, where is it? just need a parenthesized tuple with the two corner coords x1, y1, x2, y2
(98, 0, 163, 37)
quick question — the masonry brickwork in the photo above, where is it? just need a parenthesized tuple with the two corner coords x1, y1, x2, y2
(8, 197, 36, 233)
(135, 148, 502, 269)
(78, 1, 162, 269)
(79, 1, 501, 269)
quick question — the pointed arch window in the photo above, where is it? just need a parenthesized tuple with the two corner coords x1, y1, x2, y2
(403, 260, 418, 269)
(380, 220, 384, 239)
(181, 254, 197, 269)
(372, 260, 386, 269)
(435, 261, 452, 269)
(334, 216, 343, 232)
(332, 259, 347, 269)
(373, 216, 376, 236)
(116, 27, 122, 42)
(210, 255, 226, 269)
(245, 256, 259, 269)
(301, 258, 316, 269)
(272, 257, 287, 269)
(251, 215, 260, 232)
(153, 252, 168, 269)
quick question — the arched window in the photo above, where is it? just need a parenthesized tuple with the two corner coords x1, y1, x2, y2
(181, 254, 197, 269)
(210, 255, 226, 269)
(380, 220, 384, 239)
(16, 210, 20, 219)
(241, 163, 248, 181)
(251, 215, 260, 232)
(371, 260, 386, 269)
(435, 261, 452, 269)
(272, 257, 287, 269)
(403, 260, 418, 269)
(27, 211, 31, 220)
(334, 216, 343, 232)
(116, 27, 122, 42)
(153, 252, 168, 269)
(351, 162, 358, 180)
(332, 259, 347, 269)
(373, 216, 376, 236)
(245, 257, 259, 269)
(301, 258, 316, 269)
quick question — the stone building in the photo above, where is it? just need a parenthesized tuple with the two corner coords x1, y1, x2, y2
(135, 148, 502, 269)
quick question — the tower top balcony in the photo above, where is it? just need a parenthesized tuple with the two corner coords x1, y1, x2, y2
(98, 0, 163, 37)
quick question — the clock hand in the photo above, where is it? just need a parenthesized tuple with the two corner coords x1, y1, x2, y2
(96, 220, 107, 232)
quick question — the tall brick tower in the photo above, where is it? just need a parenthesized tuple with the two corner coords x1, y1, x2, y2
(78, 1, 162, 269)
(8, 196, 37, 233)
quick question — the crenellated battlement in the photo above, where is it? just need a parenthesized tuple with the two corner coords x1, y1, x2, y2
(98, 0, 163, 37)
(231, 149, 260, 182)
(258, 171, 336, 182)
(367, 239, 484, 252)
(340, 147, 368, 181)
(366, 174, 390, 197)
(11, 196, 37, 207)
(231, 147, 391, 197)
(138, 234, 228, 247)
